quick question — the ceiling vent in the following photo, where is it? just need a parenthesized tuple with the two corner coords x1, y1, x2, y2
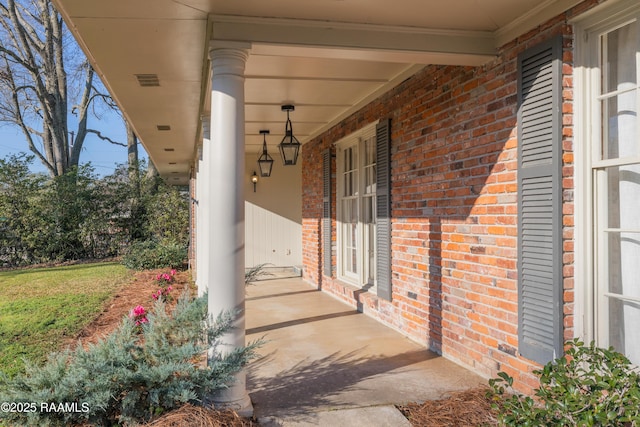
(135, 74, 160, 87)
(157, 125, 171, 131)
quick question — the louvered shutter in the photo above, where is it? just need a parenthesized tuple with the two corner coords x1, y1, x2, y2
(376, 119, 392, 301)
(323, 149, 332, 277)
(517, 36, 563, 365)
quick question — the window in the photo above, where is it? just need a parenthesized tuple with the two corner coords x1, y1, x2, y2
(578, 1, 640, 366)
(593, 17, 640, 366)
(337, 124, 377, 289)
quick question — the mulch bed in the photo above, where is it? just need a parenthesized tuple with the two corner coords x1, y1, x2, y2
(144, 405, 257, 427)
(72, 268, 192, 347)
(73, 269, 499, 426)
(398, 387, 499, 426)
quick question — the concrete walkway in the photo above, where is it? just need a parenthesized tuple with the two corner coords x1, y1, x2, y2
(245, 277, 484, 426)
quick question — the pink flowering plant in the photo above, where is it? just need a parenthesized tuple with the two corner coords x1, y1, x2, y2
(129, 305, 148, 331)
(152, 269, 177, 302)
(152, 285, 173, 301)
(155, 269, 176, 286)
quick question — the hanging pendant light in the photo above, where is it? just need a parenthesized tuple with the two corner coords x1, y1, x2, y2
(257, 130, 274, 177)
(278, 104, 301, 166)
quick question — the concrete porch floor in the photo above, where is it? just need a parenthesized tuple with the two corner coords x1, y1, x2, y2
(245, 277, 485, 426)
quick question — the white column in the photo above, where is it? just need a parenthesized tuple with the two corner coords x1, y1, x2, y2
(192, 149, 200, 284)
(205, 44, 251, 414)
(196, 119, 210, 296)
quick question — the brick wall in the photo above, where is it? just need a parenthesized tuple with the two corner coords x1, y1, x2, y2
(300, 1, 600, 393)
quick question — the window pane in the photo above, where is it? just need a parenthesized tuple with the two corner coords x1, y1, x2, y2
(342, 147, 358, 197)
(601, 164, 640, 364)
(363, 195, 376, 284)
(603, 22, 637, 94)
(364, 137, 376, 194)
(341, 198, 358, 275)
(349, 198, 358, 225)
(344, 171, 358, 197)
(606, 165, 640, 229)
(607, 298, 640, 366)
(368, 222, 376, 283)
(342, 147, 351, 171)
(362, 195, 374, 224)
(600, 21, 639, 160)
(365, 136, 376, 166)
(606, 231, 640, 296)
(601, 94, 638, 159)
(344, 146, 357, 171)
(350, 204, 358, 274)
(364, 165, 376, 194)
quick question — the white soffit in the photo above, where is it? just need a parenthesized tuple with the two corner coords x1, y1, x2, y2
(52, 0, 584, 185)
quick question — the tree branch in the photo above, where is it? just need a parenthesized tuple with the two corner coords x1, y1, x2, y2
(89, 91, 118, 111)
(0, 51, 54, 175)
(86, 129, 126, 147)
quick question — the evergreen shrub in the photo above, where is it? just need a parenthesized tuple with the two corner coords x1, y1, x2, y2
(121, 240, 187, 270)
(0, 292, 260, 426)
(489, 339, 640, 426)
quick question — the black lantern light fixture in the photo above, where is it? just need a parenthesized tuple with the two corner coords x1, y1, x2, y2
(257, 130, 274, 177)
(278, 104, 301, 166)
(251, 171, 258, 192)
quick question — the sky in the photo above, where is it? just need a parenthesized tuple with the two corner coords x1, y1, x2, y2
(0, 111, 148, 177)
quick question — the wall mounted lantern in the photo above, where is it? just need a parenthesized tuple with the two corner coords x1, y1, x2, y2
(251, 171, 258, 192)
(278, 104, 301, 166)
(257, 130, 274, 177)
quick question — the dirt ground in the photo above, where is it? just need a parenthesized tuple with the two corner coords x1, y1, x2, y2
(74, 270, 498, 427)
(73, 269, 168, 346)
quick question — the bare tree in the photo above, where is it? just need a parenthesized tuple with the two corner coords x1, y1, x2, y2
(0, 0, 121, 177)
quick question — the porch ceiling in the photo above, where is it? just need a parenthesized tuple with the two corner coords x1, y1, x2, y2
(52, 0, 581, 185)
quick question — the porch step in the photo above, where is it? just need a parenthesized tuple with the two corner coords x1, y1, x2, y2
(246, 265, 303, 282)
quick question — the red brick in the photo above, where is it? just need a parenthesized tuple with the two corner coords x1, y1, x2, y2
(298, 2, 583, 397)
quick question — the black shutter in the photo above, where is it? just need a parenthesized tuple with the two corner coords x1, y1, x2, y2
(517, 35, 563, 365)
(376, 119, 392, 300)
(323, 149, 332, 277)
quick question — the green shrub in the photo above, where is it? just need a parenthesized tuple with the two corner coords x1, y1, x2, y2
(122, 239, 187, 270)
(489, 339, 640, 426)
(145, 183, 190, 248)
(0, 291, 261, 426)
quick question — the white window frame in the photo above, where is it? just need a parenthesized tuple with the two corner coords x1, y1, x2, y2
(574, 0, 640, 352)
(336, 122, 378, 290)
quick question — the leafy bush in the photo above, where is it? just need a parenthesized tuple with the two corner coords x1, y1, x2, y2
(145, 183, 190, 248)
(489, 339, 640, 426)
(0, 155, 189, 267)
(0, 291, 261, 426)
(121, 240, 187, 270)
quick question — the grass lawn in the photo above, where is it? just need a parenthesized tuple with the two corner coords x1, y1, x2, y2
(0, 262, 132, 377)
